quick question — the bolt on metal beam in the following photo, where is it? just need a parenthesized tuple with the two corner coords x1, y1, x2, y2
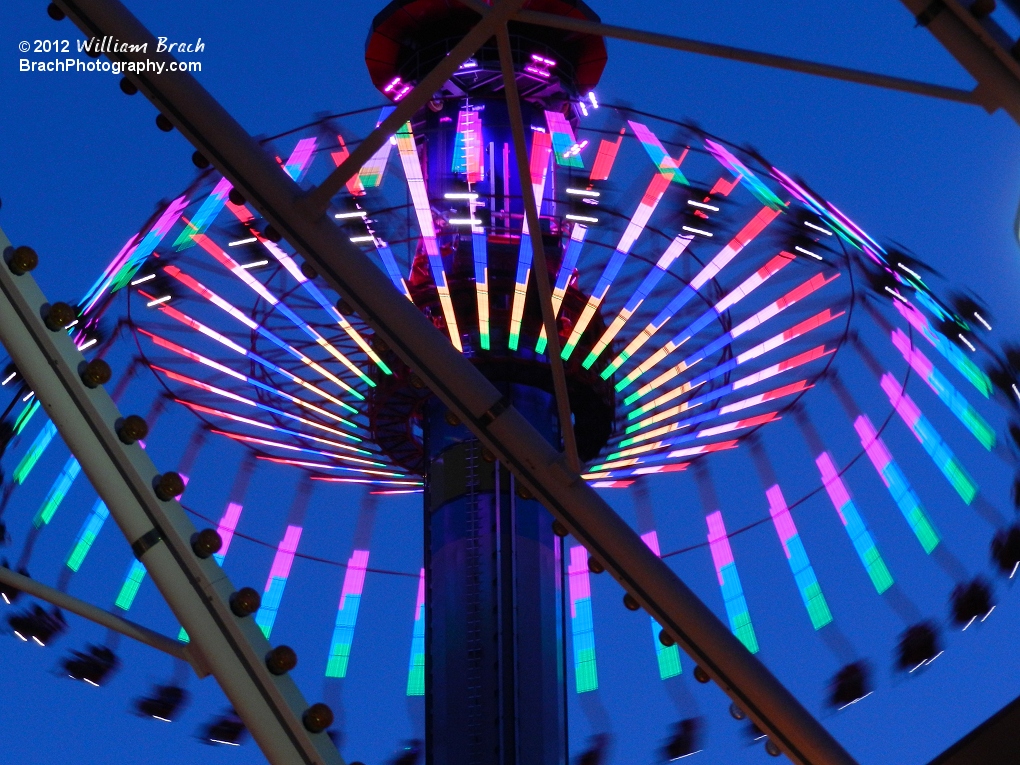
(0, 226, 343, 765)
(46, 0, 857, 761)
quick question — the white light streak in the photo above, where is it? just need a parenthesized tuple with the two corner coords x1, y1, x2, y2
(227, 237, 258, 246)
(566, 214, 599, 223)
(837, 692, 873, 711)
(444, 193, 478, 200)
(884, 286, 906, 302)
(21, 391, 34, 402)
(334, 211, 367, 220)
(974, 312, 992, 331)
(958, 334, 976, 352)
(805, 221, 832, 236)
(84, 678, 100, 687)
(146, 295, 172, 307)
(78, 338, 98, 351)
(152, 715, 172, 723)
(567, 188, 600, 198)
(32, 636, 45, 646)
(981, 606, 996, 622)
(897, 262, 922, 281)
(349, 235, 376, 243)
(687, 200, 719, 211)
(448, 218, 481, 225)
(794, 245, 823, 260)
(1, 372, 16, 385)
(239, 260, 270, 270)
(587, 91, 599, 108)
(682, 226, 712, 237)
(962, 615, 976, 631)
(1012, 561, 1019, 579)
(130, 273, 156, 286)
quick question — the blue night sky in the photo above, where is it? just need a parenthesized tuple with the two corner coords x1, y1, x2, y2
(2, 2, 1020, 765)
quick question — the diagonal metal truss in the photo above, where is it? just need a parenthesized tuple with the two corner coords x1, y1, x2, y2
(0, 227, 344, 765)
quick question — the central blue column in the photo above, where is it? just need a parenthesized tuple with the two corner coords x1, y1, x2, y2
(425, 384, 566, 765)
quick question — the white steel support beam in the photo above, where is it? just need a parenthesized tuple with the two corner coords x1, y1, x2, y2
(46, 1, 858, 762)
(0, 229, 343, 765)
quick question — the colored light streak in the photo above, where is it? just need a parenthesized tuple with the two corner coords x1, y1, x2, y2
(325, 549, 370, 678)
(394, 122, 463, 350)
(310, 476, 424, 487)
(617, 381, 808, 451)
(66, 499, 109, 572)
(176, 400, 384, 467)
(626, 345, 832, 435)
(33, 456, 81, 528)
(583, 444, 732, 481)
(892, 299, 992, 398)
(13, 420, 57, 485)
(153, 272, 363, 405)
(890, 329, 994, 449)
(473, 219, 491, 350)
(358, 108, 396, 189)
(705, 511, 758, 652)
(115, 559, 148, 610)
(703, 139, 784, 211)
(111, 195, 189, 292)
(535, 223, 588, 354)
(606, 411, 780, 462)
(374, 241, 413, 299)
(606, 206, 782, 380)
(330, 134, 367, 196)
(609, 250, 795, 384)
(210, 501, 244, 565)
(545, 110, 584, 169)
(507, 129, 553, 350)
(583, 460, 693, 482)
(255, 525, 303, 638)
(627, 121, 688, 184)
(765, 485, 832, 629)
(582, 235, 695, 369)
(815, 452, 894, 593)
(173, 177, 232, 251)
(562, 171, 674, 360)
(151, 364, 362, 444)
(625, 291, 841, 412)
(854, 415, 940, 554)
(13, 399, 41, 435)
(282, 137, 317, 181)
(407, 569, 425, 696)
(138, 326, 357, 422)
(641, 531, 682, 678)
(238, 232, 392, 377)
(568, 545, 599, 692)
(256, 455, 410, 480)
(452, 108, 484, 181)
(880, 373, 978, 504)
(589, 128, 625, 182)
(81, 234, 139, 315)
(210, 428, 375, 466)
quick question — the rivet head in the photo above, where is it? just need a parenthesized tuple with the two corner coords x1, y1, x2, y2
(302, 703, 334, 733)
(7, 246, 38, 275)
(116, 415, 148, 445)
(153, 472, 185, 501)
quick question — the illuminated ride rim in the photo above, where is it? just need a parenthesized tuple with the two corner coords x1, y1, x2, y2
(3, 2, 1020, 758)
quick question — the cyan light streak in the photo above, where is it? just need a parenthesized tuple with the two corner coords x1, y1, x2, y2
(255, 525, 303, 638)
(582, 234, 695, 369)
(705, 511, 758, 652)
(535, 222, 588, 354)
(281, 137, 317, 181)
(562, 170, 675, 359)
(610, 250, 795, 385)
(325, 549, 370, 678)
(114, 559, 147, 611)
(625, 345, 833, 435)
(640, 531, 682, 678)
(605, 206, 782, 379)
(508, 129, 553, 350)
(358, 108, 396, 189)
(816, 452, 894, 593)
(546, 110, 584, 169)
(394, 122, 462, 350)
(32, 455, 81, 528)
(568, 545, 599, 692)
(704, 139, 784, 210)
(627, 121, 688, 184)
(407, 569, 425, 696)
(110, 194, 189, 292)
(890, 329, 994, 449)
(854, 414, 940, 554)
(13, 420, 57, 485)
(892, 299, 992, 398)
(65, 499, 109, 572)
(81, 235, 139, 315)
(880, 373, 978, 504)
(765, 485, 832, 629)
(172, 177, 232, 251)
